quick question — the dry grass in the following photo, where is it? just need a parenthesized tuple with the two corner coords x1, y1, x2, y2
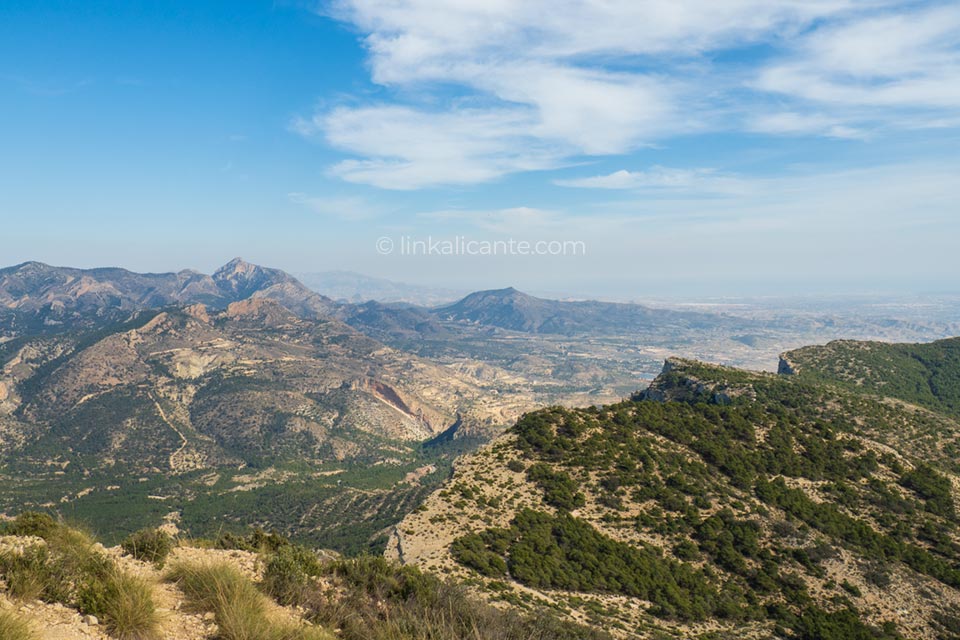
(86, 570, 162, 640)
(166, 560, 332, 640)
(0, 513, 161, 640)
(0, 609, 38, 640)
(300, 555, 613, 640)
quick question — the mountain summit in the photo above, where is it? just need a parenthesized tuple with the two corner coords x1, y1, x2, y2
(212, 257, 298, 299)
(435, 287, 548, 332)
(435, 287, 727, 334)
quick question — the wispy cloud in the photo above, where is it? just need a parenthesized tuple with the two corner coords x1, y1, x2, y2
(294, 104, 565, 189)
(755, 4, 960, 109)
(287, 192, 386, 220)
(1, 73, 94, 97)
(301, 1, 960, 190)
(420, 206, 565, 233)
(555, 166, 751, 193)
(748, 112, 867, 138)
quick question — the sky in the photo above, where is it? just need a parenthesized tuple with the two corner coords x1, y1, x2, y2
(1, 0, 958, 298)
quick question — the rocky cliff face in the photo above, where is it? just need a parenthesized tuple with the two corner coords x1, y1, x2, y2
(777, 355, 798, 375)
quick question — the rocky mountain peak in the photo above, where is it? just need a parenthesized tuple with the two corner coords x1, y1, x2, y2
(214, 257, 256, 277)
(212, 258, 296, 299)
(7, 260, 54, 274)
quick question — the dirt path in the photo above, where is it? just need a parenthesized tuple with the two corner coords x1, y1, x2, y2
(150, 393, 189, 471)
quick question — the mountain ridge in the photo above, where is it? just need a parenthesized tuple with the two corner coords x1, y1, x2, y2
(0, 258, 335, 337)
(433, 286, 732, 335)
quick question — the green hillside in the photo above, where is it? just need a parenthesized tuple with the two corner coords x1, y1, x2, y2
(782, 337, 960, 418)
(394, 351, 960, 639)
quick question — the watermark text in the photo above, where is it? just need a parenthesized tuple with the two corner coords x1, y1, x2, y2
(376, 236, 586, 257)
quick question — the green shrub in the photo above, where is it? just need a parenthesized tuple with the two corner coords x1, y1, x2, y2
(0, 512, 58, 538)
(901, 465, 955, 518)
(262, 545, 324, 606)
(0, 544, 69, 602)
(450, 533, 508, 577)
(506, 459, 526, 473)
(526, 463, 585, 511)
(214, 529, 289, 553)
(791, 606, 897, 640)
(121, 529, 174, 566)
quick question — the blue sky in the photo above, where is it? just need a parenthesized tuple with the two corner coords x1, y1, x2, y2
(1, 0, 958, 297)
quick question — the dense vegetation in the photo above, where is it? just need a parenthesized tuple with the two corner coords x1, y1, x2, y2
(786, 337, 960, 418)
(454, 508, 723, 621)
(0, 445, 457, 555)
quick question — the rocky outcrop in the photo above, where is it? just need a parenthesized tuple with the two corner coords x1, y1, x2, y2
(637, 357, 757, 404)
(777, 355, 798, 375)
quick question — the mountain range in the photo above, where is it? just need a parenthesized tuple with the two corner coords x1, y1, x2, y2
(1, 257, 959, 638)
(432, 286, 730, 334)
(0, 258, 335, 335)
(2, 258, 959, 556)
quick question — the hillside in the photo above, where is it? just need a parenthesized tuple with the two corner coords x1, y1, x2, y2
(781, 337, 960, 419)
(433, 287, 730, 335)
(0, 514, 606, 640)
(388, 350, 960, 639)
(0, 298, 536, 552)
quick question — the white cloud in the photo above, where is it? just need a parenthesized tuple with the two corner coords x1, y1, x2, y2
(303, 1, 958, 189)
(555, 166, 750, 193)
(294, 104, 566, 189)
(327, 0, 866, 72)
(756, 4, 960, 109)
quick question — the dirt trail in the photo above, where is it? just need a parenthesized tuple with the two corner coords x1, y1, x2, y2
(150, 393, 189, 471)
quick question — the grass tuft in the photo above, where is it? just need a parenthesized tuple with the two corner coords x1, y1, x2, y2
(167, 560, 332, 640)
(0, 609, 38, 640)
(0, 513, 160, 640)
(79, 570, 161, 640)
